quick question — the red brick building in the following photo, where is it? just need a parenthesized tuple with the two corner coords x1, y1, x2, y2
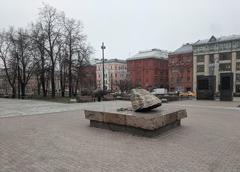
(168, 43, 193, 92)
(79, 65, 96, 92)
(127, 49, 169, 90)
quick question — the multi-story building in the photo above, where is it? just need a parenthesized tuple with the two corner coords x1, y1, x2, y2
(96, 59, 127, 91)
(168, 43, 193, 92)
(193, 35, 240, 94)
(127, 49, 168, 90)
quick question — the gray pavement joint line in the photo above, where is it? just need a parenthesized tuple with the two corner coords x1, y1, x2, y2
(165, 104, 240, 111)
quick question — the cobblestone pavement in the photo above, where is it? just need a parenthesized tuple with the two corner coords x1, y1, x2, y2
(0, 98, 240, 172)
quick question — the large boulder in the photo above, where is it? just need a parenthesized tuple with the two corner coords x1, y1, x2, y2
(130, 88, 162, 112)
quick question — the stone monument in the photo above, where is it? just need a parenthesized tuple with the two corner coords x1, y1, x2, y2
(130, 88, 162, 111)
(85, 88, 187, 137)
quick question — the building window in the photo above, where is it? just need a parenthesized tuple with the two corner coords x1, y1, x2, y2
(237, 52, 240, 59)
(209, 54, 214, 63)
(236, 74, 240, 82)
(209, 66, 215, 75)
(197, 65, 204, 72)
(219, 53, 231, 61)
(219, 63, 231, 71)
(236, 85, 240, 93)
(197, 55, 204, 63)
(237, 62, 240, 71)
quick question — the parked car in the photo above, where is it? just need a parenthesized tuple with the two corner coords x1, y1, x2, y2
(179, 91, 196, 97)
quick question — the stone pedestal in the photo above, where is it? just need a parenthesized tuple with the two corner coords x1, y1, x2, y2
(85, 106, 187, 137)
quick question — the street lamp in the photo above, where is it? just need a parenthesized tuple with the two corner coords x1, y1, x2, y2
(101, 42, 106, 92)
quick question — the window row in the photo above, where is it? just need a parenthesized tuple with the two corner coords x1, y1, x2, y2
(98, 73, 126, 78)
(197, 62, 240, 72)
(197, 52, 240, 63)
(97, 65, 127, 71)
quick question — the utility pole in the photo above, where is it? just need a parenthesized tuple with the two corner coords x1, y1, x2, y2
(101, 42, 106, 92)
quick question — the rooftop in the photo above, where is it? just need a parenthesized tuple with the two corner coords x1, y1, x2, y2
(127, 49, 168, 61)
(169, 43, 193, 55)
(88, 58, 102, 65)
(194, 34, 240, 45)
(96, 58, 126, 64)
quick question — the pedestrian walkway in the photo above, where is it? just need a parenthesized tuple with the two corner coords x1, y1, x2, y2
(0, 98, 240, 172)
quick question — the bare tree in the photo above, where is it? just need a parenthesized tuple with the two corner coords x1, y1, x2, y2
(74, 44, 93, 95)
(38, 4, 63, 98)
(31, 22, 48, 97)
(58, 46, 68, 97)
(10, 28, 37, 98)
(0, 29, 18, 98)
(116, 80, 132, 94)
(0, 4, 93, 99)
(62, 15, 86, 97)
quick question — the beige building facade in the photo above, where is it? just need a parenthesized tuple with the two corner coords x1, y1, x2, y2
(193, 35, 240, 94)
(96, 59, 127, 91)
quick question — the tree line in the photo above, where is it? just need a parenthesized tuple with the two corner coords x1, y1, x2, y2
(0, 4, 93, 99)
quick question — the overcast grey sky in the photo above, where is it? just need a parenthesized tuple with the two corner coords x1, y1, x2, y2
(0, 0, 240, 59)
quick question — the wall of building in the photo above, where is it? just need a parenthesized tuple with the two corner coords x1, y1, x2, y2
(127, 58, 168, 90)
(168, 52, 193, 92)
(96, 61, 127, 91)
(193, 39, 240, 94)
(80, 65, 96, 92)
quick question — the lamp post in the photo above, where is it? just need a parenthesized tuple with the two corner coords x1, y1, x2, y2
(101, 42, 106, 92)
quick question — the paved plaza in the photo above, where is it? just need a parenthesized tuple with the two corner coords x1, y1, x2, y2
(0, 98, 240, 172)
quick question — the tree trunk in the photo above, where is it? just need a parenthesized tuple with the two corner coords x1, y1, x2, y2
(40, 71, 46, 97)
(62, 68, 66, 97)
(61, 88, 65, 97)
(68, 60, 72, 98)
(40, 50, 47, 97)
(75, 77, 79, 96)
(51, 68, 55, 98)
(36, 74, 40, 96)
(21, 83, 25, 99)
(17, 58, 21, 99)
(37, 76, 41, 96)
(68, 39, 72, 98)
(41, 76, 46, 97)
(12, 86, 16, 98)
(60, 65, 65, 97)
